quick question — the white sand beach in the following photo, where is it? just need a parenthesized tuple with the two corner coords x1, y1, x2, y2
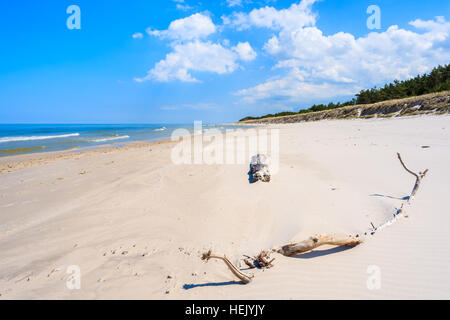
(0, 115, 449, 299)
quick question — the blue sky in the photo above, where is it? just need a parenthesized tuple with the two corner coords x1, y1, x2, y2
(0, 0, 449, 123)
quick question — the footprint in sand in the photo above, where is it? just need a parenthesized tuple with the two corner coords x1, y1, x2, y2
(103, 244, 152, 258)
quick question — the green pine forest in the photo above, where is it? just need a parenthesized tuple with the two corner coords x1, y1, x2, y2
(239, 64, 450, 122)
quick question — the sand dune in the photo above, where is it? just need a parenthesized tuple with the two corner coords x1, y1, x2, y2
(0, 115, 449, 299)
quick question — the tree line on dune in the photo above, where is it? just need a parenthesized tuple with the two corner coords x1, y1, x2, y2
(239, 64, 450, 122)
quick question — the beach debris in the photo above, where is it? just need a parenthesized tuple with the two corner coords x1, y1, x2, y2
(243, 258, 256, 269)
(249, 154, 271, 183)
(277, 235, 361, 257)
(199, 153, 428, 285)
(256, 252, 274, 268)
(397, 152, 428, 203)
(244, 251, 275, 269)
(201, 250, 253, 284)
(369, 152, 429, 233)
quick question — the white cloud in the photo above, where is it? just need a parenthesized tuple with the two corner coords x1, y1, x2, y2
(232, 42, 257, 61)
(137, 13, 258, 82)
(222, 0, 317, 31)
(236, 68, 359, 104)
(137, 0, 449, 104)
(135, 41, 253, 82)
(147, 13, 216, 41)
(172, 0, 195, 11)
(226, 0, 243, 7)
(229, 0, 450, 104)
(132, 32, 143, 39)
(176, 4, 193, 11)
(266, 19, 449, 86)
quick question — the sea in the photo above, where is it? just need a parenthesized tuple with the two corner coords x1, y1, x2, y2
(0, 123, 252, 156)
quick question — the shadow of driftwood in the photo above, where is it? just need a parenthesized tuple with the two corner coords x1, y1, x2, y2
(248, 165, 255, 184)
(183, 281, 242, 290)
(293, 245, 353, 259)
(370, 193, 409, 201)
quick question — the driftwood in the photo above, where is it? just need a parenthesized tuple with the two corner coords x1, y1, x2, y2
(277, 235, 361, 256)
(244, 251, 275, 269)
(249, 154, 271, 182)
(200, 153, 428, 284)
(397, 152, 428, 203)
(201, 250, 253, 284)
(368, 152, 429, 234)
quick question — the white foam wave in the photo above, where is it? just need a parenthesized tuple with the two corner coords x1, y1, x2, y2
(153, 127, 167, 131)
(91, 135, 130, 143)
(0, 133, 80, 143)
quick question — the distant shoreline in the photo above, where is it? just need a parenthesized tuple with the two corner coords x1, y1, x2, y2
(0, 125, 260, 175)
(240, 91, 450, 124)
(0, 123, 254, 158)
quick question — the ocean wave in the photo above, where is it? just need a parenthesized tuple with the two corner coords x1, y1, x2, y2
(90, 135, 130, 143)
(87, 131, 118, 136)
(0, 133, 80, 143)
(153, 127, 167, 131)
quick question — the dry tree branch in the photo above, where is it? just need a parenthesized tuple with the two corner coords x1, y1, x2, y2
(360, 152, 428, 233)
(397, 152, 428, 202)
(201, 250, 253, 284)
(200, 153, 428, 284)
